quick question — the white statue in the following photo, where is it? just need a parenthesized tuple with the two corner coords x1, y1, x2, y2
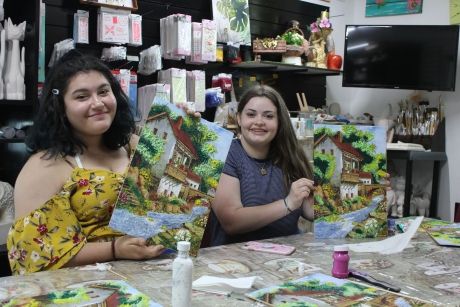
(3, 18, 25, 100)
(410, 184, 431, 217)
(0, 24, 5, 99)
(389, 176, 405, 218)
(386, 185, 396, 216)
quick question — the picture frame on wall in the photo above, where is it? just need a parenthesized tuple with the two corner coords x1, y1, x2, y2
(365, 0, 423, 17)
(451, 0, 460, 24)
(211, 0, 251, 46)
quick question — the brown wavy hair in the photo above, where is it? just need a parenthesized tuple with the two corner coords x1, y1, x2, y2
(237, 84, 313, 187)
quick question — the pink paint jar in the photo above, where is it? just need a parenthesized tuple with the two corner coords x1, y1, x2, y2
(331, 245, 350, 279)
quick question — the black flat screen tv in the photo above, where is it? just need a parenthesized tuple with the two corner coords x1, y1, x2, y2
(342, 25, 459, 91)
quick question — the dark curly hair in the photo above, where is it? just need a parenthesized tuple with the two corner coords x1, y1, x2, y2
(237, 84, 313, 187)
(27, 50, 135, 159)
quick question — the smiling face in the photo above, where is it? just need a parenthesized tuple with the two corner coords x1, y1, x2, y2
(237, 96, 278, 156)
(63, 70, 117, 141)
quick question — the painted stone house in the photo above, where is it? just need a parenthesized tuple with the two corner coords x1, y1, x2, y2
(146, 112, 202, 197)
(314, 133, 373, 199)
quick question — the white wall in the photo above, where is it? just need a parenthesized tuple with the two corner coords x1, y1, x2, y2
(321, 0, 460, 220)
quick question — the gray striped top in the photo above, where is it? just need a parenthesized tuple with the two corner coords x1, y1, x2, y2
(209, 139, 301, 246)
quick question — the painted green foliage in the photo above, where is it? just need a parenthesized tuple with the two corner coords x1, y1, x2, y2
(253, 277, 377, 303)
(149, 104, 224, 194)
(216, 0, 250, 32)
(315, 125, 387, 183)
(180, 116, 224, 193)
(313, 151, 336, 184)
(135, 127, 165, 169)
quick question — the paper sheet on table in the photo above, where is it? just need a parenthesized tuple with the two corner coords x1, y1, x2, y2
(192, 275, 258, 295)
(347, 216, 423, 254)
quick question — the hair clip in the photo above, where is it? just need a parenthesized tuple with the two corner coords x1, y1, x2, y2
(51, 89, 59, 95)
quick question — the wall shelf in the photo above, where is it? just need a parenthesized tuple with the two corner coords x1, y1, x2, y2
(231, 61, 342, 76)
(0, 138, 26, 144)
(79, 0, 138, 11)
(0, 100, 31, 106)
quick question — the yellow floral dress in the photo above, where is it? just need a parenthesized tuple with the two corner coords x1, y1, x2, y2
(7, 168, 124, 275)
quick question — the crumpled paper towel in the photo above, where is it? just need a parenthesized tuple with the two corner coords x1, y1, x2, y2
(192, 275, 258, 295)
(347, 216, 423, 254)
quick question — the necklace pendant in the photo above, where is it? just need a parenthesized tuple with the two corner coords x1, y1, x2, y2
(260, 166, 268, 176)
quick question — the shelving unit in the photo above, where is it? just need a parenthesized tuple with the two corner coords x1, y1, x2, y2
(387, 149, 447, 218)
(0, 1, 39, 188)
(79, 0, 138, 11)
(0, 138, 26, 144)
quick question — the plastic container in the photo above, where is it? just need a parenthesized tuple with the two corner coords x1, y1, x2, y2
(331, 245, 350, 279)
(172, 241, 193, 307)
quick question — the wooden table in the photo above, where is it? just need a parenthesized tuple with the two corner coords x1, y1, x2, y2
(1, 227, 459, 306)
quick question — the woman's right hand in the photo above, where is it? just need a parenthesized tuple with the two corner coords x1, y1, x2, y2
(113, 236, 165, 260)
(286, 178, 315, 211)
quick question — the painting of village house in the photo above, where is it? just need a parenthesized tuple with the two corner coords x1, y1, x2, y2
(313, 124, 388, 239)
(109, 97, 234, 255)
(246, 272, 432, 306)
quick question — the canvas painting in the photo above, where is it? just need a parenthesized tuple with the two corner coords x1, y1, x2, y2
(313, 124, 388, 239)
(1, 280, 161, 306)
(110, 96, 233, 255)
(246, 272, 433, 306)
(365, 0, 423, 17)
(427, 224, 460, 247)
(212, 0, 251, 45)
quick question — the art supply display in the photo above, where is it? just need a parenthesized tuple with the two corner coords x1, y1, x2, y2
(172, 241, 193, 307)
(97, 7, 130, 44)
(246, 272, 432, 306)
(73, 10, 89, 44)
(331, 245, 349, 278)
(128, 13, 142, 46)
(109, 96, 233, 255)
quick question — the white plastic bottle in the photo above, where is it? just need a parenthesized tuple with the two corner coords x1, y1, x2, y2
(171, 241, 193, 307)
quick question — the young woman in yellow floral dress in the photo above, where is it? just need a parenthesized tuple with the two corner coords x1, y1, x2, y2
(7, 51, 165, 275)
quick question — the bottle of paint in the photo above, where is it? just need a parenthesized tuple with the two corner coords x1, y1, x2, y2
(331, 245, 350, 279)
(172, 241, 193, 307)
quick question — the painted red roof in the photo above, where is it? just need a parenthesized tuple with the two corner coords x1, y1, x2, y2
(168, 116, 198, 158)
(330, 134, 363, 160)
(358, 171, 372, 179)
(186, 168, 201, 182)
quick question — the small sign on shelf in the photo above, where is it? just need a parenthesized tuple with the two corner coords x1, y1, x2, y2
(80, 0, 138, 11)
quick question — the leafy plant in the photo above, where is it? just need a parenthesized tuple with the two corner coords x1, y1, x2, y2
(280, 31, 304, 46)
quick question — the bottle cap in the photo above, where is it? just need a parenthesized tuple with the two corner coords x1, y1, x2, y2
(333, 245, 348, 252)
(177, 241, 191, 251)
